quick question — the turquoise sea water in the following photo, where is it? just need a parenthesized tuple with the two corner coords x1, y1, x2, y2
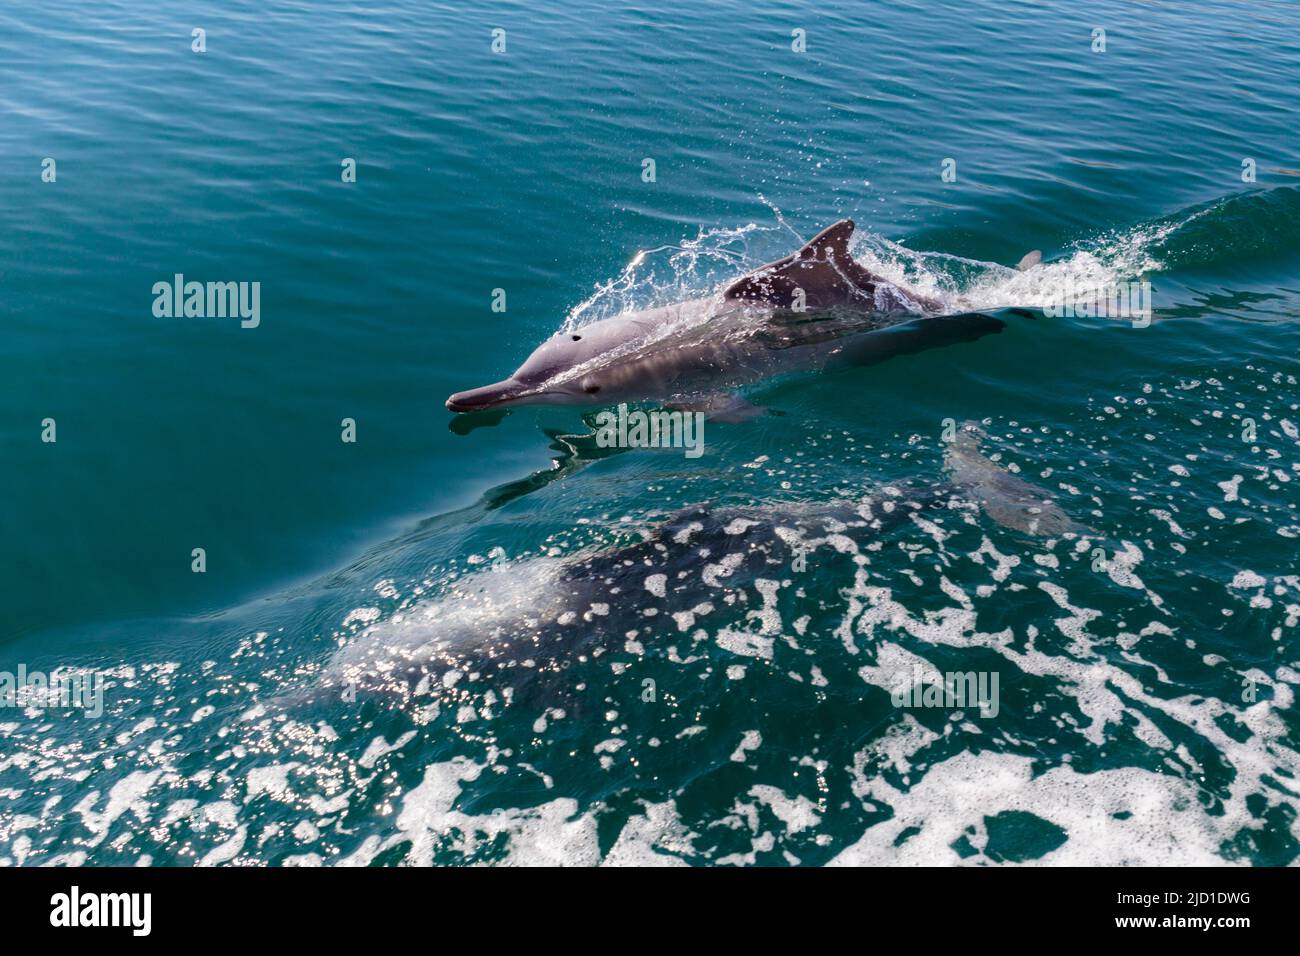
(2, 0, 1299, 865)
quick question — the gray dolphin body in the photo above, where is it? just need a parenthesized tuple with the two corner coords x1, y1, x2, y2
(328, 424, 1087, 709)
(946, 421, 1091, 537)
(446, 220, 1005, 414)
(329, 488, 950, 705)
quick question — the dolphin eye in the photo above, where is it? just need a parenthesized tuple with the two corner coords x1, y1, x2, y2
(584, 384, 601, 394)
(571, 335, 582, 341)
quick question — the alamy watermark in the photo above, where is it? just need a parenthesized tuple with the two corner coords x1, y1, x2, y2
(1042, 278, 1151, 328)
(152, 274, 261, 328)
(0, 665, 105, 718)
(50, 886, 150, 936)
(594, 403, 705, 458)
(890, 666, 1000, 718)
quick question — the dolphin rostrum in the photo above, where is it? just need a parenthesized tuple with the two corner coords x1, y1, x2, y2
(446, 220, 1005, 415)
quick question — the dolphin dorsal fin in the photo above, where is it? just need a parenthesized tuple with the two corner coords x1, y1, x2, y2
(723, 219, 877, 308)
(794, 218, 857, 263)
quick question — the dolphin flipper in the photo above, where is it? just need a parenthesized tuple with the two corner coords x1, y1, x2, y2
(833, 311, 1006, 368)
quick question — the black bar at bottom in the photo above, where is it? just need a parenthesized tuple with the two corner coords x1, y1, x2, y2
(0, 865, 1290, 942)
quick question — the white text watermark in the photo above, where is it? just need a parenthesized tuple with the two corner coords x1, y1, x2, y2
(594, 403, 705, 458)
(0, 665, 105, 718)
(152, 275, 260, 328)
(890, 666, 1000, 718)
(1042, 279, 1151, 327)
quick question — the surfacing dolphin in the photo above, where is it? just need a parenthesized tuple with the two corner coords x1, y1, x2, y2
(446, 220, 1006, 416)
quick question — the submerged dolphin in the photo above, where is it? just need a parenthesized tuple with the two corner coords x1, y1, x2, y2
(946, 421, 1091, 537)
(446, 220, 1005, 415)
(327, 424, 1086, 708)
(329, 487, 951, 704)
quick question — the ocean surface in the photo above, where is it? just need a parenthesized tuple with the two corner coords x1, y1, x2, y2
(2, 0, 1299, 865)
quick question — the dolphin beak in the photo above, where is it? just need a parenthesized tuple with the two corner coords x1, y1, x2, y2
(446, 378, 530, 413)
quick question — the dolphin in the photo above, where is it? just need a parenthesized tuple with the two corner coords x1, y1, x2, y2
(326, 424, 1087, 709)
(945, 420, 1092, 537)
(446, 220, 1006, 415)
(327, 486, 954, 705)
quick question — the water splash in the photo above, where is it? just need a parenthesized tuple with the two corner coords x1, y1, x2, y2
(563, 196, 1262, 331)
(563, 222, 771, 331)
(852, 209, 1206, 314)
